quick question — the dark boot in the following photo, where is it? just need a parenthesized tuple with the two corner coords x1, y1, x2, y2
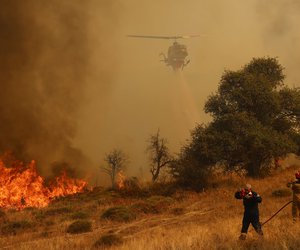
(239, 233, 247, 240)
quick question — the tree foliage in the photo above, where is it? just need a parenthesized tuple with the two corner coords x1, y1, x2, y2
(170, 124, 218, 190)
(173, 57, 300, 183)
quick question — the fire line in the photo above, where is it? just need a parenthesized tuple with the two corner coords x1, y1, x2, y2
(0, 158, 87, 210)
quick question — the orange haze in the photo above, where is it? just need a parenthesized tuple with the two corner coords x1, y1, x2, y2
(1, 0, 300, 184)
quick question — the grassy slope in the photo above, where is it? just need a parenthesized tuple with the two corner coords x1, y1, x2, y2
(1, 165, 300, 250)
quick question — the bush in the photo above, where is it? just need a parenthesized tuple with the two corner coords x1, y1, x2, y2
(146, 196, 174, 208)
(147, 182, 177, 196)
(131, 201, 158, 214)
(101, 206, 136, 222)
(272, 188, 292, 197)
(94, 234, 122, 248)
(131, 196, 174, 214)
(1, 220, 34, 235)
(45, 220, 55, 226)
(66, 220, 92, 234)
(170, 155, 212, 191)
(118, 177, 146, 197)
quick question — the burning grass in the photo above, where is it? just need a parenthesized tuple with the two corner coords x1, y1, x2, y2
(0, 156, 88, 210)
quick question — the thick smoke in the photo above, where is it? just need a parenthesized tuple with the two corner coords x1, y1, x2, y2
(255, 0, 300, 85)
(2, 0, 300, 182)
(0, 1, 119, 177)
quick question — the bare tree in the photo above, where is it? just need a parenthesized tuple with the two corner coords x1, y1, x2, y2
(101, 149, 128, 189)
(146, 129, 172, 182)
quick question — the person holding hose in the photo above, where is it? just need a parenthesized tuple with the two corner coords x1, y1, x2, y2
(287, 171, 300, 222)
(235, 184, 263, 240)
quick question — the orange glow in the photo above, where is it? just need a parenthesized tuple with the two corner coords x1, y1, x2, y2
(0, 157, 87, 210)
(117, 170, 126, 190)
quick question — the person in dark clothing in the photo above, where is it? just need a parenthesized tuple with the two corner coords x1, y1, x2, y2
(235, 184, 263, 240)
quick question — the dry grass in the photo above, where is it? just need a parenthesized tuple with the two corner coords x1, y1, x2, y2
(1, 165, 300, 249)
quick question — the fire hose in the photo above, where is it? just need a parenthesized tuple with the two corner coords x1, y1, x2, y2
(261, 200, 293, 226)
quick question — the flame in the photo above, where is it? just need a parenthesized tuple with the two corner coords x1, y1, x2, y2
(0, 157, 87, 209)
(49, 171, 87, 198)
(117, 170, 126, 190)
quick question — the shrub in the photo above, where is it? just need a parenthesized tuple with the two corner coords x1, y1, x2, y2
(1, 220, 34, 235)
(146, 195, 174, 211)
(148, 182, 177, 196)
(94, 234, 122, 248)
(131, 201, 158, 214)
(131, 196, 174, 214)
(101, 206, 136, 222)
(272, 188, 292, 197)
(66, 220, 92, 234)
(118, 177, 146, 197)
(170, 155, 212, 191)
(45, 220, 55, 226)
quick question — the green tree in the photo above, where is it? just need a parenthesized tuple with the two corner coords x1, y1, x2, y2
(170, 124, 220, 189)
(174, 57, 300, 181)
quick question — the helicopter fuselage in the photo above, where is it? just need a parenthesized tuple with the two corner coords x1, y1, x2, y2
(160, 41, 190, 70)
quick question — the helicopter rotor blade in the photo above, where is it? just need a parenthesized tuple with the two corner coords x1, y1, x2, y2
(127, 35, 178, 40)
(127, 35, 205, 40)
(180, 35, 206, 39)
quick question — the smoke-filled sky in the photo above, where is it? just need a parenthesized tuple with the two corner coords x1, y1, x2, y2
(0, 0, 118, 178)
(1, 0, 300, 182)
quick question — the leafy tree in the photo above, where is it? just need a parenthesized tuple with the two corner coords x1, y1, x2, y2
(101, 149, 128, 189)
(170, 124, 220, 189)
(146, 130, 173, 182)
(174, 57, 300, 181)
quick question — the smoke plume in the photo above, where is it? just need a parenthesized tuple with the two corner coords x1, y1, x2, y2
(0, 1, 119, 177)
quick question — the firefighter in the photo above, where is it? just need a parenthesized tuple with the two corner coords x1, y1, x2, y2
(235, 184, 263, 240)
(287, 171, 300, 222)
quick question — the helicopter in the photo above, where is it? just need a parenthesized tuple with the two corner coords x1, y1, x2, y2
(127, 35, 201, 71)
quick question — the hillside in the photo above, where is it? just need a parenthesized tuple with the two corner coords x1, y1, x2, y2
(1, 164, 300, 250)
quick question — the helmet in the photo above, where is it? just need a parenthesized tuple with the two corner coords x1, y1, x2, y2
(295, 171, 300, 179)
